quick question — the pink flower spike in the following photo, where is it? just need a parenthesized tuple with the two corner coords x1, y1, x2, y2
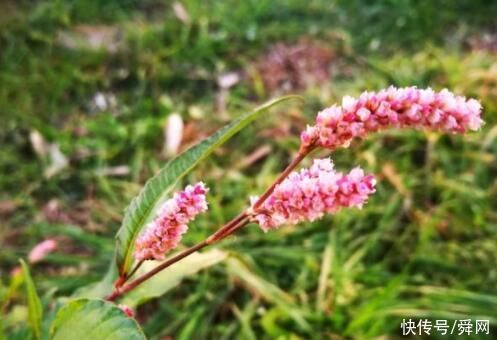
(251, 158, 376, 231)
(134, 182, 209, 261)
(28, 239, 57, 264)
(301, 86, 484, 150)
(118, 304, 134, 317)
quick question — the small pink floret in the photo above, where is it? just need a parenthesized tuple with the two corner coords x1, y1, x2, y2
(301, 86, 484, 150)
(252, 158, 376, 231)
(134, 182, 209, 261)
(28, 239, 57, 263)
(118, 304, 134, 317)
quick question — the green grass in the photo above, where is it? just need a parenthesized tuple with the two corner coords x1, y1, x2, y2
(1, 0, 497, 338)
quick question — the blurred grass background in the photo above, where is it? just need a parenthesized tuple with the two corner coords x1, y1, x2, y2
(1, 0, 497, 338)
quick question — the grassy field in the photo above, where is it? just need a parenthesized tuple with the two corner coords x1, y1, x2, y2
(1, 0, 497, 338)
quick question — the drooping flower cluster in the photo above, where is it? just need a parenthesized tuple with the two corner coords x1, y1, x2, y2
(134, 182, 209, 261)
(251, 159, 376, 231)
(301, 86, 483, 150)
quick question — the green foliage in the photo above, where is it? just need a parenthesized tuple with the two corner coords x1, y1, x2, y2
(335, 0, 497, 50)
(51, 298, 146, 340)
(20, 260, 43, 340)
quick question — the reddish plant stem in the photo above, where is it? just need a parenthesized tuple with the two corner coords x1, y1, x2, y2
(106, 217, 249, 302)
(106, 240, 208, 301)
(206, 212, 248, 244)
(126, 260, 144, 281)
(105, 148, 312, 302)
(221, 216, 251, 237)
(252, 147, 311, 210)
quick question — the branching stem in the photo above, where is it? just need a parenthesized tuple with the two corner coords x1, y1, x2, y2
(105, 146, 313, 302)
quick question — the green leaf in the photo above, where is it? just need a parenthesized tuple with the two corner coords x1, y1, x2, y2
(0, 316, 7, 340)
(50, 298, 146, 340)
(115, 95, 302, 276)
(20, 260, 43, 340)
(226, 257, 310, 331)
(121, 249, 227, 307)
(72, 259, 118, 299)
